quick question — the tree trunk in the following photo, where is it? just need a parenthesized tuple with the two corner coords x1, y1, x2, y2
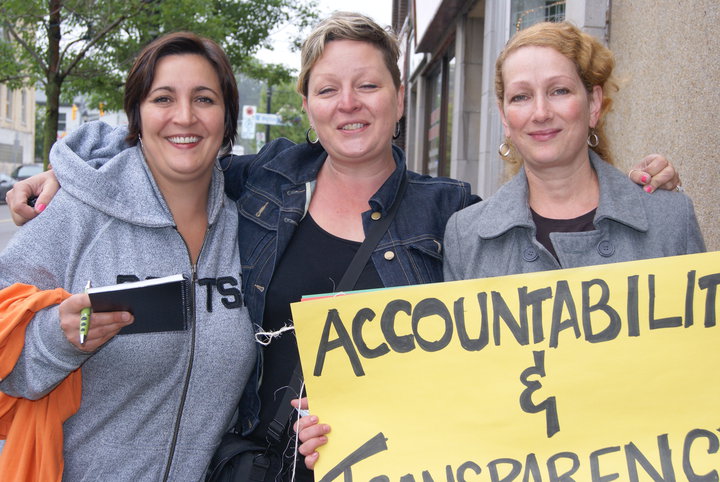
(43, 78, 60, 169)
(42, 0, 62, 169)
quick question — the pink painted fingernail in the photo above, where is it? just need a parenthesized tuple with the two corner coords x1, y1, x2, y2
(644, 185, 653, 193)
(36, 203, 47, 213)
(641, 175, 648, 183)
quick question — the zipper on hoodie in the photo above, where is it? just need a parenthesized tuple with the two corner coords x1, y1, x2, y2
(161, 224, 211, 482)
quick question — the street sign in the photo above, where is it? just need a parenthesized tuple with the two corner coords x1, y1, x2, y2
(254, 113, 284, 126)
(241, 105, 257, 139)
(256, 131, 266, 151)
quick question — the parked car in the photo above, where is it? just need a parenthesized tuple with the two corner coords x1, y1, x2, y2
(0, 163, 44, 204)
(0, 174, 13, 204)
(12, 163, 44, 181)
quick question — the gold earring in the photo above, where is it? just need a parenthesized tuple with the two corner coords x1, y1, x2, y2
(498, 142, 511, 158)
(587, 128, 599, 147)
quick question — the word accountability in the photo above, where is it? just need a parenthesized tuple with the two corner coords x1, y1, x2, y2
(312, 271, 720, 377)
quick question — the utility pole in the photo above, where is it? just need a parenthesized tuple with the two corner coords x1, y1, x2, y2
(265, 83, 273, 142)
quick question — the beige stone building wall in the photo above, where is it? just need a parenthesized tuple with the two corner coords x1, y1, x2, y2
(607, 1, 720, 250)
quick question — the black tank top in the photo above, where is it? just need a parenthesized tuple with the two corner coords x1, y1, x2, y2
(531, 208, 597, 260)
(251, 213, 382, 481)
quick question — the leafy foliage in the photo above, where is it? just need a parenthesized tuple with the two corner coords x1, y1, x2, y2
(0, 0, 317, 162)
(259, 78, 309, 144)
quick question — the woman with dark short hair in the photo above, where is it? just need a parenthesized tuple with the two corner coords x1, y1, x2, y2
(0, 32, 255, 480)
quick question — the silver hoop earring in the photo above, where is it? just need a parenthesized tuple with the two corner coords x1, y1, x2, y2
(215, 158, 230, 172)
(393, 122, 401, 140)
(587, 129, 599, 148)
(498, 142, 511, 158)
(137, 135, 146, 157)
(215, 140, 233, 172)
(306, 127, 319, 145)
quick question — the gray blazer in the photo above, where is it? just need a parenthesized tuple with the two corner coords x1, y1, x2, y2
(443, 151, 706, 281)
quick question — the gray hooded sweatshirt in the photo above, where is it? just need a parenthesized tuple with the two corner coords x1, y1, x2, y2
(0, 121, 256, 481)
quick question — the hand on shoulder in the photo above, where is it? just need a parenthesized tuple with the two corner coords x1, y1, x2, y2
(7, 170, 59, 226)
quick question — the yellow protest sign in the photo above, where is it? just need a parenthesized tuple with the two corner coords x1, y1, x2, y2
(291, 251, 720, 481)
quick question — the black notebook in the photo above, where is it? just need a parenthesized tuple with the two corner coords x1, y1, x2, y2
(88, 274, 191, 335)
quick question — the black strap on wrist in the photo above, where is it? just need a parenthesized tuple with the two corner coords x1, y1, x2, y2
(266, 364, 304, 444)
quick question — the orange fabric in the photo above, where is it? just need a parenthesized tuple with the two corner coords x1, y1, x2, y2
(0, 284, 81, 482)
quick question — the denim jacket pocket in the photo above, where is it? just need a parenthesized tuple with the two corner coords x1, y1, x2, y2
(405, 237, 444, 284)
(237, 194, 279, 311)
(238, 192, 280, 231)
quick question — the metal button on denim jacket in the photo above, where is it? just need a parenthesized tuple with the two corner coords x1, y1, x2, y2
(222, 137, 479, 434)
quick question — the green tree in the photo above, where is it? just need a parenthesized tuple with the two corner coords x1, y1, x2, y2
(0, 0, 317, 167)
(259, 77, 308, 144)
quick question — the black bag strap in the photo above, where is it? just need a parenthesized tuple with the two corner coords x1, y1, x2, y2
(264, 172, 408, 445)
(266, 364, 304, 444)
(337, 172, 408, 292)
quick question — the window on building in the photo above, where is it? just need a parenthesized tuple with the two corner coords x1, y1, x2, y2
(545, 0, 566, 23)
(21, 90, 27, 125)
(5, 87, 12, 121)
(425, 68, 442, 177)
(58, 112, 67, 132)
(423, 51, 455, 178)
(445, 57, 455, 171)
(511, 0, 566, 31)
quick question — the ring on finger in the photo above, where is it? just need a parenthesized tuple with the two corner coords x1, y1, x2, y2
(675, 185, 685, 192)
(628, 169, 644, 181)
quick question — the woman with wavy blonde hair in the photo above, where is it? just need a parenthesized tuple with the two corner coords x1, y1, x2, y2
(495, 21, 618, 175)
(444, 21, 704, 281)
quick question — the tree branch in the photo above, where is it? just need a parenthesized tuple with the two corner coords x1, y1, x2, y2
(0, 73, 33, 84)
(60, 3, 151, 81)
(60, 35, 87, 61)
(1, 20, 49, 74)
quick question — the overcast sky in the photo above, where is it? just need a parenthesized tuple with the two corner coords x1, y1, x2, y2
(257, 0, 393, 72)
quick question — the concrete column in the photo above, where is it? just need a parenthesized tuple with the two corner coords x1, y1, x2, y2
(409, 73, 428, 173)
(450, 14, 484, 186)
(404, 82, 419, 173)
(476, 0, 511, 198)
(606, 0, 720, 250)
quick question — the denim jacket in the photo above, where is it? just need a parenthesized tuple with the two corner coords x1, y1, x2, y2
(223, 138, 478, 434)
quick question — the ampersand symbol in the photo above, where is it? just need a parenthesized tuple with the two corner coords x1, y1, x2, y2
(519, 350, 560, 438)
